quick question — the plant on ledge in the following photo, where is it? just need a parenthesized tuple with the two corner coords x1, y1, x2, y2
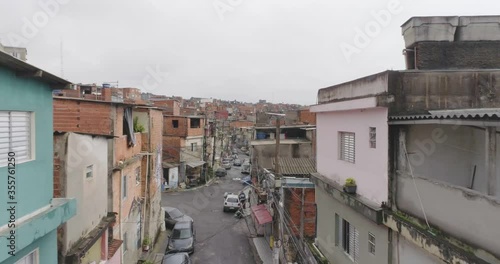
(142, 236, 151, 251)
(343, 177, 357, 194)
(134, 116, 146, 133)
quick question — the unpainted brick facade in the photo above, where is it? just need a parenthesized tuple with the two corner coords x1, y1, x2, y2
(284, 188, 316, 238)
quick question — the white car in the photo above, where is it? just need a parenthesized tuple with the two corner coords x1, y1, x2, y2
(223, 192, 241, 212)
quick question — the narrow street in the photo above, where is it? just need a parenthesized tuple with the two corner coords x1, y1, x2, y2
(161, 153, 255, 264)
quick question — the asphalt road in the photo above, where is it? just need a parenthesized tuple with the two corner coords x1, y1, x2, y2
(161, 154, 255, 264)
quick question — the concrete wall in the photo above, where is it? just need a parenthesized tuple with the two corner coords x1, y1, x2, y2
(61, 133, 108, 254)
(316, 108, 389, 205)
(393, 233, 443, 264)
(182, 136, 203, 162)
(406, 124, 500, 196)
(252, 143, 313, 169)
(397, 174, 500, 257)
(315, 187, 389, 264)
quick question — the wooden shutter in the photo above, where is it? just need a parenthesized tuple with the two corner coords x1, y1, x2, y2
(0, 111, 31, 167)
(340, 132, 355, 163)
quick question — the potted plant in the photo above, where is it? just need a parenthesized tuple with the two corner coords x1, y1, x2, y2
(343, 178, 357, 194)
(142, 236, 151, 252)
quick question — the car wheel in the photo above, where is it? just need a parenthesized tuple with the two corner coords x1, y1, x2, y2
(223, 207, 227, 212)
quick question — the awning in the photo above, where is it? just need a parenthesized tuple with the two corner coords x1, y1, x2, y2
(251, 204, 273, 225)
(390, 108, 500, 121)
(162, 162, 178, 169)
(186, 160, 206, 168)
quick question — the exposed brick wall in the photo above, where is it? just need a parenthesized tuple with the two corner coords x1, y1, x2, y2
(187, 118, 204, 137)
(53, 98, 114, 136)
(413, 41, 500, 70)
(230, 120, 254, 128)
(53, 134, 67, 198)
(285, 188, 316, 238)
(164, 116, 188, 137)
(299, 109, 316, 125)
(163, 136, 181, 163)
(114, 133, 142, 166)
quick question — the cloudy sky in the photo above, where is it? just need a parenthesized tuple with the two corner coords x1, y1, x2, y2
(0, 0, 496, 105)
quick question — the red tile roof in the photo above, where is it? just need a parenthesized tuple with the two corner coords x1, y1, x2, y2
(251, 204, 273, 225)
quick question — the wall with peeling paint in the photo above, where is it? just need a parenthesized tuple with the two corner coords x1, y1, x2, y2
(393, 233, 443, 264)
(315, 187, 389, 264)
(406, 124, 500, 196)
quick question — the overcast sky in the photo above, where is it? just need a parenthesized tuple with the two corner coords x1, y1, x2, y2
(0, 0, 497, 105)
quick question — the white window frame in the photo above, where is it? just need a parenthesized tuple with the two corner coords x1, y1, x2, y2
(191, 142, 197, 152)
(15, 248, 39, 264)
(0, 111, 34, 167)
(135, 167, 141, 185)
(122, 174, 127, 200)
(337, 217, 359, 262)
(85, 165, 93, 179)
(339, 132, 355, 163)
(369, 127, 376, 149)
(368, 232, 376, 255)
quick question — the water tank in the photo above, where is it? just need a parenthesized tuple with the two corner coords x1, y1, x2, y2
(102, 83, 111, 88)
(256, 132, 266, 139)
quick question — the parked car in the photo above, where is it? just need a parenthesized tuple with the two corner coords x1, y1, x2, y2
(233, 159, 242, 166)
(215, 168, 227, 177)
(163, 207, 193, 230)
(232, 154, 238, 160)
(223, 192, 241, 212)
(162, 253, 192, 264)
(166, 221, 195, 254)
(241, 163, 250, 174)
(232, 148, 238, 154)
(241, 176, 252, 186)
(222, 161, 232, 170)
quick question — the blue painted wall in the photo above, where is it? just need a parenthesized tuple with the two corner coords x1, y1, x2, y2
(0, 66, 54, 222)
(1, 230, 58, 264)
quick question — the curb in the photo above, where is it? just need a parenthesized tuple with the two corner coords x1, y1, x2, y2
(248, 237, 264, 264)
(163, 177, 219, 193)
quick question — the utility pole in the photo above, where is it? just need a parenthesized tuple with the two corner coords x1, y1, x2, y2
(202, 115, 208, 182)
(212, 120, 216, 168)
(275, 118, 281, 174)
(300, 188, 305, 250)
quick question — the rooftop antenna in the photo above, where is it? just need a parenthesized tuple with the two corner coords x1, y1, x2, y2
(60, 38, 64, 78)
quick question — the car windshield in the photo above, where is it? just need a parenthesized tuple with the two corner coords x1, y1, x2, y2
(171, 228, 192, 239)
(169, 209, 183, 219)
(227, 198, 238, 203)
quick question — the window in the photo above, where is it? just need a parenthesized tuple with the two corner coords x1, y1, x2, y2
(135, 167, 141, 185)
(15, 249, 38, 264)
(369, 127, 376, 148)
(368, 233, 376, 255)
(191, 143, 197, 151)
(122, 175, 127, 200)
(123, 232, 128, 252)
(0, 111, 33, 167)
(339, 132, 355, 163)
(172, 120, 179, 128)
(190, 118, 200, 128)
(86, 165, 93, 178)
(336, 217, 359, 262)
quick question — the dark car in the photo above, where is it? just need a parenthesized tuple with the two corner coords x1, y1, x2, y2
(163, 207, 193, 230)
(215, 168, 227, 177)
(233, 159, 242, 166)
(166, 221, 195, 254)
(162, 253, 192, 264)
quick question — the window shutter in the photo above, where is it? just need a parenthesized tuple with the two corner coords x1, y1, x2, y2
(354, 227, 360, 262)
(335, 214, 339, 246)
(349, 225, 355, 259)
(0, 112, 9, 163)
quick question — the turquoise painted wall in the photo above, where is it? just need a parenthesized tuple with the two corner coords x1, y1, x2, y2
(0, 66, 54, 223)
(0, 230, 58, 264)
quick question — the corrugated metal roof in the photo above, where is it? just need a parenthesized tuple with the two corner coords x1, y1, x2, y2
(390, 108, 500, 120)
(274, 158, 316, 176)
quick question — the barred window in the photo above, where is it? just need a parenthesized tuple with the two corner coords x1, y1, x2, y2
(339, 132, 355, 163)
(369, 127, 376, 148)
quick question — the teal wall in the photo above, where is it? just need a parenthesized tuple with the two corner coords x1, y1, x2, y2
(0, 66, 55, 222)
(1, 230, 58, 264)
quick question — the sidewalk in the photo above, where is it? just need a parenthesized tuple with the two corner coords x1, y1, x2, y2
(242, 186, 274, 264)
(164, 176, 219, 193)
(140, 227, 170, 263)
